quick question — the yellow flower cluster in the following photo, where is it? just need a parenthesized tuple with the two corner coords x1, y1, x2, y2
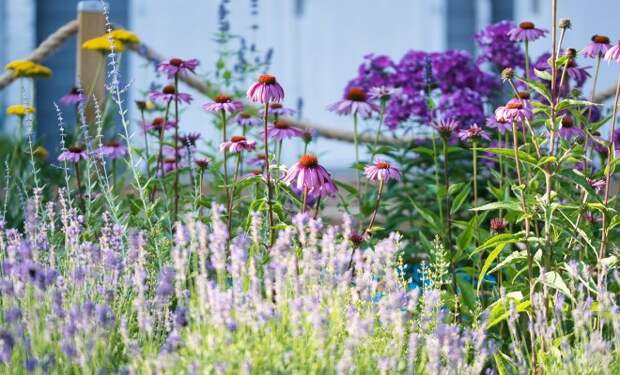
(32, 146, 49, 160)
(5, 60, 52, 78)
(6, 104, 36, 118)
(82, 29, 140, 53)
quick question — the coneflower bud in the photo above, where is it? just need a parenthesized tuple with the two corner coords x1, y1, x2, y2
(501, 67, 514, 81)
(302, 130, 313, 144)
(195, 159, 209, 169)
(490, 217, 509, 233)
(135, 100, 147, 110)
(349, 232, 365, 247)
(559, 18, 571, 29)
(32, 146, 48, 160)
(565, 48, 577, 58)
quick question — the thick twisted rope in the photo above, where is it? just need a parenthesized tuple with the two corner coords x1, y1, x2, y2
(0, 19, 616, 145)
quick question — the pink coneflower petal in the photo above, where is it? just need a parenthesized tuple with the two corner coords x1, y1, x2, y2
(158, 58, 200, 78)
(246, 74, 285, 104)
(282, 154, 337, 198)
(219, 135, 257, 153)
(364, 160, 401, 182)
(267, 119, 304, 140)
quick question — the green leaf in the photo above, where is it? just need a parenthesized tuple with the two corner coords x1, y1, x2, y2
(470, 200, 522, 212)
(450, 183, 471, 214)
(407, 197, 440, 232)
(488, 250, 527, 274)
(533, 68, 552, 81)
(480, 147, 537, 165)
(457, 218, 476, 251)
(518, 78, 552, 104)
(487, 299, 531, 329)
(539, 271, 573, 301)
(477, 242, 507, 294)
(456, 274, 477, 311)
(334, 180, 358, 196)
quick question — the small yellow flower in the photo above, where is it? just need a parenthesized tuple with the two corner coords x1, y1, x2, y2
(82, 36, 125, 53)
(32, 146, 49, 160)
(5, 60, 52, 78)
(105, 29, 140, 45)
(6, 104, 36, 118)
(145, 100, 156, 111)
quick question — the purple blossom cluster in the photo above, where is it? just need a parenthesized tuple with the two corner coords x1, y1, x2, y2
(474, 21, 525, 70)
(345, 50, 498, 129)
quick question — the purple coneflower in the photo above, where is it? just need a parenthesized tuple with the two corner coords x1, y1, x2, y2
(159, 158, 183, 177)
(58, 146, 88, 163)
(247, 74, 285, 104)
(583, 35, 611, 58)
(327, 87, 379, 117)
(95, 141, 127, 160)
(559, 115, 583, 140)
(487, 116, 512, 134)
(604, 40, 620, 63)
(149, 85, 193, 104)
(202, 95, 243, 113)
(157, 57, 199, 78)
(457, 124, 491, 142)
(60, 87, 86, 106)
(260, 102, 296, 117)
(195, 158, 210, 169)
(368, 86, 401, 101)
(587, 178, 606, 194)
(235, 112, 261, 127)
(495, 101, 532, 123)
(507, 21, 547, 42)
(364, 160, 401, 182)
(267, 119, 304, 141)
(490, 217, 509, 233)
(144, 117, 177, 133)
(282, 154, 337, 198)
(220, 135, 257, 153)
(432, 119, 459, 138)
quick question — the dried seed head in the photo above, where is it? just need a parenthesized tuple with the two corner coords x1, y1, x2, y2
(559, 18, 571, 29)
(501, 67, 514, 81)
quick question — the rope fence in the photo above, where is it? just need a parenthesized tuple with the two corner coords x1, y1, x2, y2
(0, 19, 616, 146)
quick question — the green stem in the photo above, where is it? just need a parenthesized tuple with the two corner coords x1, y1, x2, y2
(173, 74, 180, 223)
(263, 101, 275, 245)
(353, 113, 361, 210)
(371, 102, 386, 163)
(365, 179, 384, 236)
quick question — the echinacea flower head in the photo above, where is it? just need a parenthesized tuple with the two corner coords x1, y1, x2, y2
(145, 117, 177, 133)
(260, 102, 296, 117)
(95, 141, 128, 160)
(368, 86, 402, 102)
(58, 146, 88, 163)
(495, 100, 532, 123)
(490, 217, 509, 233)
(267, 119, 304, 141)
(432, 119, 459, 138)
(159, 158, 183, 176)
(247, 74, 285, 104)
(559, 115, 583, 140)
(82, 36, 125, 53)
(327, 86, 379, 117)
(6, 104, 35, 118)
(5, 60, 52, 78)
(60, 87, 86, 106)
(282, 154, 337, 198)
(364, 160, 401, 182)
(202, 95, 243, 113)
(219, 135, 257, 153)
(487, 115, 511, 134)
(348, 232, 365, 247)
(235, 112, 261, 127)
(157, 58, 199, 78)
(583, 35, 611, 59)
(457, 124, 491, 142)
(604, 40, 620, 63)
(507, 21, 548, 42)
(587, 178, 606, 194)
(105, 29, 140, 45)
(195, 158, 210, 170)
(149, 85, 193, 104)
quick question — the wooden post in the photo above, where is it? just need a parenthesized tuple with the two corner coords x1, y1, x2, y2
(77, 1, 106, 128)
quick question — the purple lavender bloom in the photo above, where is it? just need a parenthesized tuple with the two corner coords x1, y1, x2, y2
(246, 74, 285, 104)
(157, 58, 200, 78)
(604, 40, 620, 63)
(474, 21, 524, 69)
(235, 112, 261, 127)
(457, 124, 491, 142)
(94, 141, 127, 160)
(202, 95, 243, 113)
(0, 330, 14, 363)
(583, 35, 611, 59)
(178, 132, 201, 148)
(267, 119, 304, 140)
(149, 85, 193, 105)
(58, 146, 88, 163)
(327, 87, 379, 117)
(507, 21, 548, 42)
(156, 267, 176, 299)
(60, 87, 86, 106)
